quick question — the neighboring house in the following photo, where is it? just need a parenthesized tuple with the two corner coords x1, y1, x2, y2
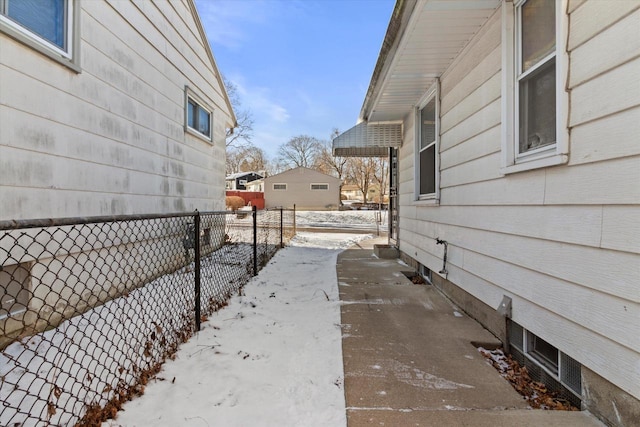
(341, 183, 383, 203)
(264, 167, 341, 210)
(0, 1, 235, 337)
(225, 171, 264, 191)
(341, 184, 362, 201)
(333, 1, 639, 425)
(245, 178, 264, 192)
(0, 0, 235, 219)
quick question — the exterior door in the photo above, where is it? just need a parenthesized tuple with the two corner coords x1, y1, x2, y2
(388, 148, 399, 245)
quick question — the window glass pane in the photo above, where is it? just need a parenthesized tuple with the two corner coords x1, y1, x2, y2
(6, 0, 66, 49)
(519, 59, 556, 153)
(420, 98, 436, 149)
(521, 0, 555, 72)
(198, 107, 210, 137)
(187, 100, 196, 129)
(528, 333, 558, 374)
(419, 144, 435, 195)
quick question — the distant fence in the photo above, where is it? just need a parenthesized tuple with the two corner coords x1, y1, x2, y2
(0, 207, 295, 426)
(226, 191, 265, 210)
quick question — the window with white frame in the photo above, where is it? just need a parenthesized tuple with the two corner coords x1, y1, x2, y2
(502, 0, 568, 173)
(310, 183, 328, 190)
(273, 183, 287, 190)
(0, 0, 78, 69)
(416, 87, 439, 200)
(186, 94, 212, 140)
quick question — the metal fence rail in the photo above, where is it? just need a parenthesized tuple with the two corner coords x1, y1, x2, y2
(0, 207, 295, 426)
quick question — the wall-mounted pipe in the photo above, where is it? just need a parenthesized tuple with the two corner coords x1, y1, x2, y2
(435, 237, 448, 276)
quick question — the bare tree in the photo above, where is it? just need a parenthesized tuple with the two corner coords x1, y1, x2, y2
(223, 76, 254, 149)
(347, 157, 377, 203)
(373, 156, 389, 204)
(226, 146, 269, 175)
(277, 135, 322, 169)
(315, 128, 350, 180)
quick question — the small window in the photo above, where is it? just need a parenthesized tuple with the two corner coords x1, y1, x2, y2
(420, 265, 432, 284)
(273, 183, 287, 190)
(416, 85, 439, 200)
(1, 262, 30, 319)
(311, 183, 328, 190)
(526, 331, 558, 374)
(185, 87, 212, 141)
(187, 97, 211, 138)
(0, 0, 78, 70)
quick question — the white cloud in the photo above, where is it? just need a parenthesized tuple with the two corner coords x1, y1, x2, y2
(195, 0, 273, 50)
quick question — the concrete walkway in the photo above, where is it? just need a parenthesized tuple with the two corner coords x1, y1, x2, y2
(337, 237, 604, 426)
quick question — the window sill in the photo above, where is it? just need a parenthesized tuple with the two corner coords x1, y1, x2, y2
(0, 21, 81, 73)
(501, 153, 568, 175)
(413, 198, 439, 207)
(185, 127, 213, 144)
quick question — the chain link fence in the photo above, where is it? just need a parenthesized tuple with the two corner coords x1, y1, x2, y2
(0, 207, 295, 426)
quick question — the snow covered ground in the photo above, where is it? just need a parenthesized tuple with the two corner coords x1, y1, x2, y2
(294, 210, 386, 232)
(103, 231, 372, 427)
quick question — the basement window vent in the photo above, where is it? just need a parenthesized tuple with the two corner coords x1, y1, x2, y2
(527, 332, 559, 375)
(420, 265, 432, 284)
(509, 320, 582, 398)
(561, 353, 582, 395)
(509, 321, 524, 351)
(1, 262, 31, 319)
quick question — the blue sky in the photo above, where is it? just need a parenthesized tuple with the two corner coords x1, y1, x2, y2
(195, 0, 395, 158)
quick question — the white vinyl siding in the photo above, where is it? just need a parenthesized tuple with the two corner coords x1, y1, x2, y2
(0, 0, 234, 218)
(397, 3, 640, 401)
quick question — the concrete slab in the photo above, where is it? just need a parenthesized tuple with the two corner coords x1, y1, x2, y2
(347, 408, 604, 426)
(338, 237, 604, 427)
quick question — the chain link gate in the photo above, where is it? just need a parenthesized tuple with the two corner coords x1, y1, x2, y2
(0, 207, 295, 426)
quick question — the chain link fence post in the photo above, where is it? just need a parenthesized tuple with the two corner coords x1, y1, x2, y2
(293, 204, 296, 235)
(252, 205, 258, 276)
(194, 210, 201, 332)
(279, 208, 284, 248)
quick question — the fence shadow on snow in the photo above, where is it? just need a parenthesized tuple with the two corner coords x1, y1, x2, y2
(0, 207, 295, 426)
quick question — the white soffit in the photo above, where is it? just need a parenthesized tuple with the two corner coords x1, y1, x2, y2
(365, 0, 500, 123)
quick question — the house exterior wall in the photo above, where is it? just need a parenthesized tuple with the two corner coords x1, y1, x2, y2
(264, 167, 341, 210)
(396, 1, 639, 419)
(0, 1, 233, 342)
(0, 0, 232, 221)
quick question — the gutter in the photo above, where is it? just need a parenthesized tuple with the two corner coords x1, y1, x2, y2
(359, 0, 418, 122)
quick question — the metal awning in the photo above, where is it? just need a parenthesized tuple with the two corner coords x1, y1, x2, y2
(332, 122, 402, 157)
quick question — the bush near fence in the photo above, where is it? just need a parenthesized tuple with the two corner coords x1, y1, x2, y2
(0, 208, 295, 426)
